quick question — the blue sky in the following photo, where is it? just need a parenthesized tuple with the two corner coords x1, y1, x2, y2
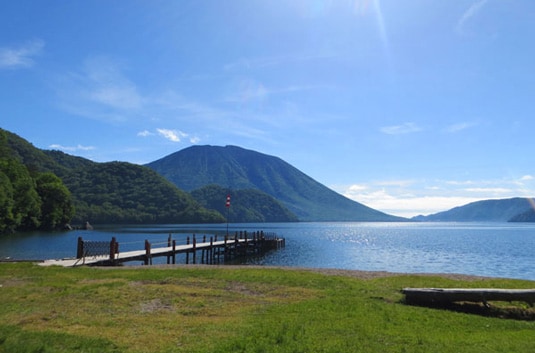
(1, 0, 534, 217)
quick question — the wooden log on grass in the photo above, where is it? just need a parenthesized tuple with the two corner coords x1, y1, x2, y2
(402, 288, 535, 306)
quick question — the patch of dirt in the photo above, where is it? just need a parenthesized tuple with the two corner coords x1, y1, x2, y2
(0, 278, 31, 287)
(78, 278, 124, 285)
(139, 298, 174, 313)
(225, 281, 264, 297)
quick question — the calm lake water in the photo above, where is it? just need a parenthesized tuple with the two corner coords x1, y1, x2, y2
(1, 222, 534, 281)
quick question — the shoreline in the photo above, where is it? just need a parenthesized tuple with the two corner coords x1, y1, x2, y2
(84, 263, 530, 282)
(2, 261, 533, 282)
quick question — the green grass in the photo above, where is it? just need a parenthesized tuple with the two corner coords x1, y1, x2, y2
(0, 263, 534, 353)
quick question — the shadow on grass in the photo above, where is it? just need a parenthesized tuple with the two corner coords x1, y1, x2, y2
(402, 299, 535, 321)
(0, 324, 121, 353)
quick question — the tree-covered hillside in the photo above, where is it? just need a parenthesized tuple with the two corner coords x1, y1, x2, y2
(0, 130, 74, 233)
(509, 207, 535, 222)
(0, 128, 225, 230)
(64, 162, 224, 224)
(191, 184, 298, 223)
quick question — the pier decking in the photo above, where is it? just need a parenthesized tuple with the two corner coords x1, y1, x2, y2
(40, 231, 284, 267)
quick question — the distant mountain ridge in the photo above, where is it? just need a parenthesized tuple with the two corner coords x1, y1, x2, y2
(412, 198, 535, 222)
(146, 145, 405, 222)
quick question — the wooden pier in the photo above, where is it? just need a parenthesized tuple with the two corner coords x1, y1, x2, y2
(40, 231, 285, 267)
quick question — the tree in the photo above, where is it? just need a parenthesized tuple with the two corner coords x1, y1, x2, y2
(35, 172, 74, 230)
(0, 158, 42, 230)
(0, 171, 15, 233)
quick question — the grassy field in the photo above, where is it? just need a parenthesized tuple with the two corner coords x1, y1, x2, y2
(0, 263, 534, 353)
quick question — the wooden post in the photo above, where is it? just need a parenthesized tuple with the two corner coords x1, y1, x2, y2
(172, 240, 176, 264)
(209, 237, 213, 264)
(224, 234, 228, 260)
(186, 236, 190, 264)
(109, 237, 117, 261)
(77, 237, 84, 259)
(244, 231, 248, 255)
(202, 235, 206, 263)
(145, 239, 152, 265)
(166, 233, 172, 264)
(193, 234, 197, 264)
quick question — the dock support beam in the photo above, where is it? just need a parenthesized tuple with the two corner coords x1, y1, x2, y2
(77, 237, 84, 259)
(144, 240, 152, 265)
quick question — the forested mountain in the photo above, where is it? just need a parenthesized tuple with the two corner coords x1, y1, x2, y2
(0, 130, 74, 232)
(509, 208, 535, 222)
(62, 161, 224, 224)
(146, 145, 405, 222)
(191, 185, 298, 223)
(2, 128, 69, 176)
(0, 128, 224, 230)
(411, 198, 535, 222)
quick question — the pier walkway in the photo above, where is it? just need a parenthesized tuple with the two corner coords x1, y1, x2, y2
(40, 231, 284, 267)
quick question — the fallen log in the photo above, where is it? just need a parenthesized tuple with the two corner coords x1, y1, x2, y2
(402, 288, 535, 306)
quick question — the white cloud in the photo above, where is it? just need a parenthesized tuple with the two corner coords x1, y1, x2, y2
(54, 54, 331, 148)
(83, 57, 143, 110)
(224, 80, 332, 104)
(445, 121, 477, 133)
(380, 122, 422, 135)
(464, 187, 512, 194)
(224, 79, 268, 104)
(157, 128, 187, 142)
(0, 39, 44, 69)
(49, 144, 95, 152)
(89, 84, 141, 110)
(456, 0, 489, 35)
(346, 184, 367, 192)
(137, 130, 154, 137)
(138, 128, 201, 144)
(445, 179, 475, 186)
(336, 175, 535, 218)
(342, 184, 478, 218)
(55, 56, 144, 122)
(189, 136, 201, 144)
(375, 179, 415, 187)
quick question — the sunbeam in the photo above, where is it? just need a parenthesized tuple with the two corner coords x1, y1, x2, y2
(371, 0, 392, 67)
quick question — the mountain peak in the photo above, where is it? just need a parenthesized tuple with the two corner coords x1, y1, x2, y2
(147, 145, 405, 222)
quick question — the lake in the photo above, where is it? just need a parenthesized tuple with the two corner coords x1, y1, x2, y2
(1, 222, 534, 281)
